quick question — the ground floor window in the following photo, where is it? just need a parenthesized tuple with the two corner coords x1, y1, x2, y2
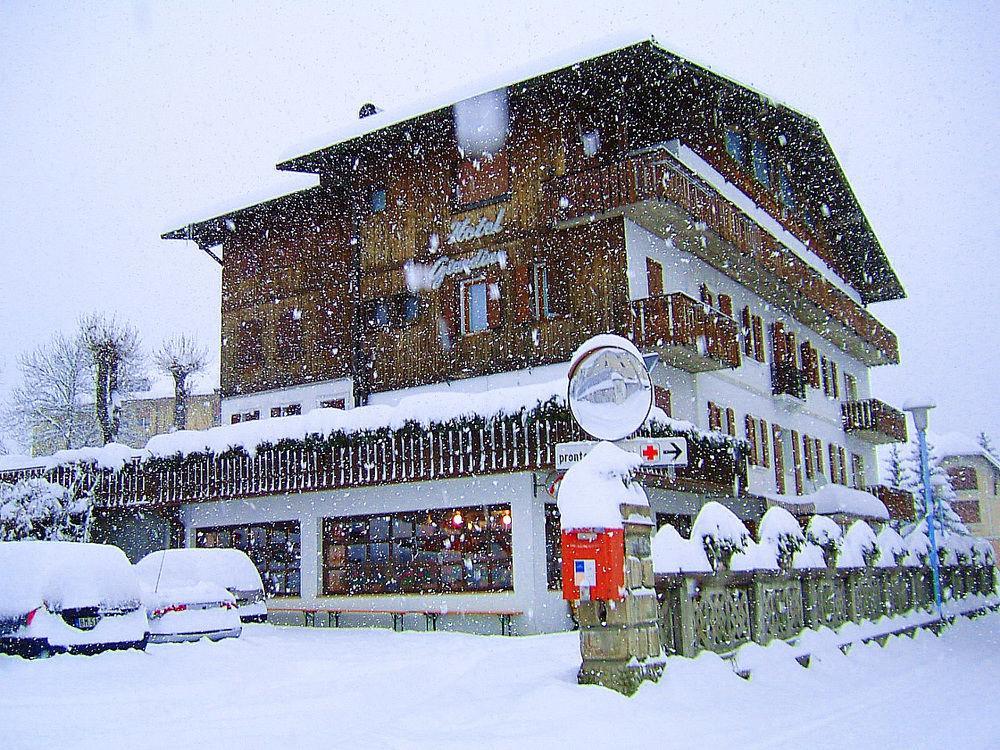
(196, 521, 301, 597)
(322, 505, 513, 595)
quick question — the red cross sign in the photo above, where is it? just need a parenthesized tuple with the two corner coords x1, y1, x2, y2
(641, 443, 659, 461)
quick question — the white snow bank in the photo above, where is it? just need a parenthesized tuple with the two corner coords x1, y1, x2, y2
(731, 539, 778, 571)
(136, 548, 264, 594)
(0, 454, 44, 473)
(0, 541, 141, 618)
(838, 521, 878, 569)
(651, 524, 711, 573)
(557, 441, 646, 530)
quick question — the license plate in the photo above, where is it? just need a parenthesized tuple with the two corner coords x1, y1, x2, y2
(75, 616, 99, 630)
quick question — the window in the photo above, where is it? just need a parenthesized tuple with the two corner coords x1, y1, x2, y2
(461, 278, 490, 334)
(791, 430, 803, 495)
(231, 414, 242, 424)
(803, 434, 814, 480)
(322, 505, 513, 595)
(533, 263, 554, 319)
(544, 504, 562, 590)
(368, 300, 391, 329)
(954, 500, 981, 524)
(397, 293, 420, 326)
(581, 129, 601, 158)
(270, 406, 282, 418)
(772, 424, 785, 494)
(283, 404, 301, 417)
(645, 257, 664, 297)
(948, 466, 979, 491)
(741, 307, 765, 363)
(759, 419, 770, 468)
(243, 410, 260, 422)
(724, 130, 745, 165)
(320, 398, 346, 410)
(197, 521, 301, 597)
(800, 341, 820, 388)
(370, 188, 387, 213)
(778, 167, 797, 209)
(745, 415, 770, 467)
(455, 151, 511, 209)
(752, 140, 771, 187)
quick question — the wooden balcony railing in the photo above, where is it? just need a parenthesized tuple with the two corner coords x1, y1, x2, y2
(842, 399, 908, 444)
(870, 484, 915, 521)
(541, 149, 899, 365)
(630, 292, 741, 372)
(771, 362, 808, 400)
(3, 406, 745, 509)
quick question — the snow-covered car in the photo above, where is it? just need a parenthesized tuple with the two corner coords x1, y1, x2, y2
(141, 581, 241, 644)
(0, 540, 148, 658)
(135, 548, 267, 623)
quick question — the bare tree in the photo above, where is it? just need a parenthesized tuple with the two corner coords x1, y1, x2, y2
(1, 333, 99, 453)
(155, 334, 208, 431)
(79, 313, 144, 445)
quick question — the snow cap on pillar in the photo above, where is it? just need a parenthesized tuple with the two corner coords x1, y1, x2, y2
(557, 441, 648, 530)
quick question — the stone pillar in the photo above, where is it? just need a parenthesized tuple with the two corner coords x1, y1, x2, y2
(576, 500, 664, 695)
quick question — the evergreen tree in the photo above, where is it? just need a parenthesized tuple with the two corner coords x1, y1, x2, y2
(977, 431, 999, 462)
(882, 444, 905, 488)
(899, 438, 968, 536)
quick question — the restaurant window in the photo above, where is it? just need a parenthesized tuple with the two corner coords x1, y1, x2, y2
(545, 504, 562, 590)
(752, 140, 771, 187)
(461, 278, 490, 334)
(322, 505, 513, 595)
(197, 521, 301, 597)
(724, 130, 745, 165)
(455, 151, 511, 209)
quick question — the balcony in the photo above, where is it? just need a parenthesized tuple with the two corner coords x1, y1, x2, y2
(630, 292, 741, 372)
(842, 399, 908, 444)
(771, 362, 808, 401)
(870, 484, 915, 522)
(540, 148, 900, 367)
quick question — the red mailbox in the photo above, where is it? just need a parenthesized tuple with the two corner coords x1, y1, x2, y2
(561, 528, 625, 602)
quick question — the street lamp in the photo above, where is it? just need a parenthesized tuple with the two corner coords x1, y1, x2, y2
(902, 398, 943, 618)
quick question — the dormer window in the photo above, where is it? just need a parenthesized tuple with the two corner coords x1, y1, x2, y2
(778, 168, 797, 209)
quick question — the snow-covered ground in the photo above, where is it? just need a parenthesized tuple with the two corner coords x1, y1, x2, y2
(3, 614, 1000, 749)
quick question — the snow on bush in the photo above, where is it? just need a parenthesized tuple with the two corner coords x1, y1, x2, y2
(973, 538, 996, 567)
(690, 501, 750, 571)
(730, 539, 778, 572)
(903, 528, 931, 567)
(939, 531, 974, 567)
(557, 441, 646, 530)
(0, 478, 89, 542)
(838, 520, 878, 568)
(757, 506, 805, 569)
(875, 527, 907, 568)
(805, 515, 843, 568)
(651, 523, 711, 574)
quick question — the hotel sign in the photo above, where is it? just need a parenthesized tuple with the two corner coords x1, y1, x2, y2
(446, 207, 505, 245)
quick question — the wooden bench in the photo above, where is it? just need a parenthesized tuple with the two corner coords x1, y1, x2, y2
(267, 607, 522, 635)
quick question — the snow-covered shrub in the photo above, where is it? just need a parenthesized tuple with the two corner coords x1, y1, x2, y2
(874, 527, 907, 567)
(939, 532, 974, 567)
(690, 501, 750, 571)
(838, 521, 878, 568)
(805, 515, 843, 567)
(757, 507, 805, 569)
(730, 539, 778, 572)
(973, 538, 996, 567)
(651, 524, 711, 574)
(902, 528, 931, 567)
(0, 478, 89, 542)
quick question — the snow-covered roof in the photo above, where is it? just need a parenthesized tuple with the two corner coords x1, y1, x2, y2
(931, 431, 1000, 471)
(765, 484, 889, 521)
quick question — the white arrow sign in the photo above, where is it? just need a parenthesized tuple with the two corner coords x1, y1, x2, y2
(555, 438, 688, 471)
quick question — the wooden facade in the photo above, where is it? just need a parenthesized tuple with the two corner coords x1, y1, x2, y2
(165, 40, 903, 405)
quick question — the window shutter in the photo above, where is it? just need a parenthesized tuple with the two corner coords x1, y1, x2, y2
(803, 435, 814, 480)
(829, 444, 839, 484)
(708, 402, 721, 432)
(726, 407, 736, 437)
(741, 307, 753, 357)
(760, 419, 770, 468)
(547, 260, 571, 316)
(752, 316, 765, 362)
(801, 342, 820, 388)
(718, 294, 733, 318)
(831, 361, 840, 399)
(772, 424, 785, 494)
(791, 430, 803, 495)
(839, 447, 847, 485)
(814, 438, 824, 476)
(654, 386, 672, 417)
(745, 414, 758, 465)
(645, 257, 664, 297)
(439, 279, 459, 338)
(700, 284, 713, 307)
(512, 264, 532, 323)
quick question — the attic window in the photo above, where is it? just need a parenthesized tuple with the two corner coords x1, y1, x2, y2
(751, 140, 771, 187)
(724, 130, 745, 165)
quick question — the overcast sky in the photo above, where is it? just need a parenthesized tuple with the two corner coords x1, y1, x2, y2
(1, 1, 997, 453)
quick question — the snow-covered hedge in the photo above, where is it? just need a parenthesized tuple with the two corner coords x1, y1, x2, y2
(0, 478, 90, 542)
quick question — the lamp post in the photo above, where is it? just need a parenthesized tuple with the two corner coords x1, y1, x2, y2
(903, 399, 943, 618)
